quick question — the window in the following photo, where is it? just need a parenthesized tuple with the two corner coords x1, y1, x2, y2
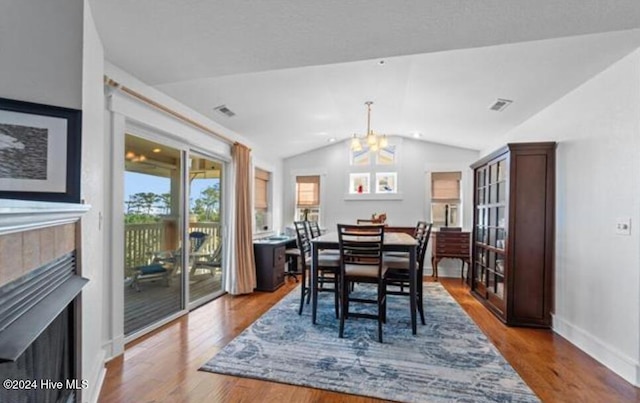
(295, 175, 321, 222)
(254, 168, 270, 231)
(431, 171, 461, 227)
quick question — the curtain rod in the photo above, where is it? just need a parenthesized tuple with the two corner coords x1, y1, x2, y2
(104, 75, 246, 149)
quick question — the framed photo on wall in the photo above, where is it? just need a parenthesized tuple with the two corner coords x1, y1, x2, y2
(349, 173, 370, 194)
(0, 97, 82, 203)
(375, 172, 397, 193)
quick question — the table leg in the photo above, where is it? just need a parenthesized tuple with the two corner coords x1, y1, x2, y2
(311, 242, 319, 325)
(432, 256, 439, 280)
(409, 245, 417, 335)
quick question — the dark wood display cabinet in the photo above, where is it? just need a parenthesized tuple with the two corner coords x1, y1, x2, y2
(253, 237, 295, 291)
(470, 142, 555, 327)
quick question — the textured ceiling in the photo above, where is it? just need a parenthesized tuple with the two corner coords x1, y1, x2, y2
(90, 1, 640, 158)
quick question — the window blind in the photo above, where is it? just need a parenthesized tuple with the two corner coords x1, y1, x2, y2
(296, 175, 320, 206)
(254, 168, 270, 209)
(432, 172, 461, 203)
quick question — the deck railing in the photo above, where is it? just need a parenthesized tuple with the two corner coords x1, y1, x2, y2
(125, 221, 222, 270)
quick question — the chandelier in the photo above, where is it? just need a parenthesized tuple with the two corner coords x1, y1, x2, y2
(350, 101, 388, 152)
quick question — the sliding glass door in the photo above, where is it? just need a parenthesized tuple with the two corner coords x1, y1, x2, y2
(187, 153, 225, 306)
(123, 134, 184, 336)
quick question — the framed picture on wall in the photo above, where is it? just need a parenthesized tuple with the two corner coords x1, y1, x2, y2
(349, 173, 370, 194)
(375, 172, 397, 193)
(0, 97, 82, 203)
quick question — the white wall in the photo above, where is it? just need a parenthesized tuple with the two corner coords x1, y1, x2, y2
(488, 49, 640, 385)
(0, 0, 83, 109)
(81, 2, 106, 401)
(283, 137, 479, 276)
(0, 1, 107, 401)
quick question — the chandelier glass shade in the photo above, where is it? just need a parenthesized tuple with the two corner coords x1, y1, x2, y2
(350, 101, 388, 152)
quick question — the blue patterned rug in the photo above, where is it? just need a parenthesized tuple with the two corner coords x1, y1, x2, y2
(200, 283, 539, 402)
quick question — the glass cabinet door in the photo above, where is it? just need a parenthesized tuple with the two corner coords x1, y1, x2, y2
(473, 155, 508, 300)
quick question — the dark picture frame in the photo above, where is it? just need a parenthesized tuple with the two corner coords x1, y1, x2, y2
(0, 97, 82, 203)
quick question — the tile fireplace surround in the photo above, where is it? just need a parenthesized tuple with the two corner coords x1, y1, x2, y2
(0, 199, 90, 402)
(0, 200, 89, 285)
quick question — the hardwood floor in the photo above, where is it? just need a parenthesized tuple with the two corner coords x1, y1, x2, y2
(99, 277, 639, 402)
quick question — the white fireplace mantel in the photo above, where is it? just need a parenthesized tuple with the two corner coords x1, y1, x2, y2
(0, 199, 91, 236)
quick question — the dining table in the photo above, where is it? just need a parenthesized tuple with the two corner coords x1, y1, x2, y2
(310, 231, 419, 335)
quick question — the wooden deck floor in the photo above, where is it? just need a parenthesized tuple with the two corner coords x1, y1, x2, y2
(125, 272, 222, 334)
(103, 277, 640, 402)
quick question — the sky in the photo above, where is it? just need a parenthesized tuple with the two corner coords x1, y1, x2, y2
(124, 171, 219, 211)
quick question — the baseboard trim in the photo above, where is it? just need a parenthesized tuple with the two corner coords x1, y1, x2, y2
(102, 334, 125, 361)
(85, 349, 107, 403)
(552, 313, 640, 387)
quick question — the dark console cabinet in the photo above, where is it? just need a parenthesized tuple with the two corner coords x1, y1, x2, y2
(254, 240, 289, 291)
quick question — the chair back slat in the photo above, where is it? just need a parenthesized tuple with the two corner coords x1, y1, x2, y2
(308, 221, 322, 238)
(337, 224, 385, 272)
(293, 221, 311, 260)
(418, 222, 433, 269)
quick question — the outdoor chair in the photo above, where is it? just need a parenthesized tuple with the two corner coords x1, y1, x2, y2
(151, 231, 209, 277)
(192, 242, 223, 277)
(129, 263, 170, 292)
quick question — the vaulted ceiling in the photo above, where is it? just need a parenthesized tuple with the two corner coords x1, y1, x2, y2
(90, 1, 640, 158)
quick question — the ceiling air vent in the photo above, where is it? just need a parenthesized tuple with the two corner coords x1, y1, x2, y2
(213, 104, 236, 117)
(489, 98, 513, 112)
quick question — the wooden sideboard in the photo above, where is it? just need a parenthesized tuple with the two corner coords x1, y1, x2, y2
(431, 230, 471, 280)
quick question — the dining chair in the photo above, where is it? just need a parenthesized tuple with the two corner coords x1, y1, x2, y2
(294, 221, 340, 316)
(308, 220, 322, 238)
(384, 222, 433, 325)
(385, 221, 428, 258)
(337, 223, 387, 343)
(308, 220, 339, 255)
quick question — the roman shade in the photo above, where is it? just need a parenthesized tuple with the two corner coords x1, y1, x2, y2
(254, 168, 270, 209)
(296, 175, 320, 207)
(431, 172, 461, 203)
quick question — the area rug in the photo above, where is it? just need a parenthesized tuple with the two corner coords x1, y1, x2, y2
(200, 283, 539, 402)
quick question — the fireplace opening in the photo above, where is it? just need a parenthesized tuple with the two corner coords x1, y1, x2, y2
(0, 304, 75, 403)
(0, 252, 87, 403)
